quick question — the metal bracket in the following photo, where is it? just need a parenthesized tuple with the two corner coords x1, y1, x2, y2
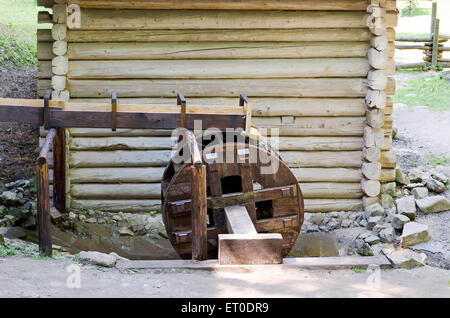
(43, 89, 52, 130)
(177, 92, 186, 128)
(111, 91, 117, 132)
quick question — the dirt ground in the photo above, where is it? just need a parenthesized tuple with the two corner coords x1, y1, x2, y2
(0, 63, 39, 183)
(0, 255, 448, 298)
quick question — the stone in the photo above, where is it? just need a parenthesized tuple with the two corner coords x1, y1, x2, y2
(355, 240, 374, 256)
(392, 214, 410, 230)
(305, 224, 319, 232)
(379, 227, 394, 243)
(359, 219, 368, 228)
(119, 226, 134, 236)
(68, 212, 76, 219)
(112, 215, 122, 222)
(0, 226, 26, 239)
(290, 232, 339, 257)
(366, 203, 385, 217)
(78, 214, 87, 222)
(411, 187, 428, 200)
(86, 217, 97, 224)
(327, 218, 341, 230)
(341, 219, 353, 228)
(367, 215, 383, 229)
(0, 205, 7, 218)
(386, 249, 427, 269)
(77, 251, 117, 268)
(0, 191, 23, 206)
(364, 235, 380, 246)
(395, 196, 416, 220)
(381, 182, 396, 196)
(408, 168, 425, 183)
(330, 212, 339, 218)
(431, 171, 448, 184)
(400, 222, 430, 247)
(425, 178, 445, 194)
(395, 168, 408, 185)
(3, 215, 16, 227)
(406, 183, 425, 189)
(416, 195, 450, 214)
(381, 194, 395, 209)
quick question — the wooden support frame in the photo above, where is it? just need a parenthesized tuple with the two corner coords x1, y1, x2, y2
(53, 127, 66, 213)
(177, 92, 187, 129)
(37, 128, 56, 256)
(239, 94, 252, 135)
(111, 91, 117, 131)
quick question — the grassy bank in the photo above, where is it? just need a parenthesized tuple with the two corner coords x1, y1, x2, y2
(0, 0, 50, 67)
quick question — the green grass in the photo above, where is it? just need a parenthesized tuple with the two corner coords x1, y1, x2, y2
(0, 0, 51, 67)
(401, 7, 431, 17)
(393, 75, 450, 111)
(396, 32, 430, 38)
(425, 154, 450, 167)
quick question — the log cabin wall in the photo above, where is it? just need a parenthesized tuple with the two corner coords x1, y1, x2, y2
(37, 0, 398, 213)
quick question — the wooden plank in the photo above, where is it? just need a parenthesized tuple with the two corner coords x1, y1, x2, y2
(53, 127, 66, 212)
(69, 0, 396, 11)
(77, 9, 398, 30)
(67, 58, 371, 79)
(67, 78, 369, 98)
(218, 233, 283, 265)
(300, 183, 362, 199)
(191, 164, 208, 261)
(116, 255, 391, 270)
(224, 205, 257, 234)
(37, 42, 54, 60)
(71, 183, 162, 199)
(36, 161, 52, 256)
(70, 97, 367, 117)
(38, 61, 52, 79)
(67, 28, 394, 42)
(67, 42, 371, 60)
(277, 137, 363, 151)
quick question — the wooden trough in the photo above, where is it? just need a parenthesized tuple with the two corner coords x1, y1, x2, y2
(0, 92, 303, 264)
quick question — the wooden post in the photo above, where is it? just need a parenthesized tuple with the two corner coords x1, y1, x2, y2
(431, 19, 440, 70)
(191, 163, 208, 261)
(37, 128, 56, 256)
(53, 127, 66, 213)
(430, 2, 437, 36)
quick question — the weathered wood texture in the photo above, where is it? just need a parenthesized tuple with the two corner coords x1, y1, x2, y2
(36, 3, 397, 212)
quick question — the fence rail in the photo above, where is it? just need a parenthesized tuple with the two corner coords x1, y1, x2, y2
(396, 2, 449, 69)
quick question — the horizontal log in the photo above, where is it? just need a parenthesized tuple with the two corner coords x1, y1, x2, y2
(67, 42, 371, 60)
(303, 199, 362, 212)
(76, 9, 398, 30)
(67, 28, 395, 42)
(69, 150, 171, 168)
(38, 11, 52, 24)
(67, 78, 370, 98)
(37, 42, 54, 60)
(70, 182, 361, 200)
(68, 128, 174, 137)
(300, 183, 361, 199)
(281, 151, 362, 168)
(253, 117, 366, 136)
(67, 58, 371, 79)
(277, 137, 363, 151)
(380, 168, 395, 182)
(70, 97, 367, 117)
(69, 0, 396, 11)
(70, 167, 166, 183)
(37, 29, 53, 42)
(71, 199, 162, 212)
(69, 166, 363, 184)
(69, 136, 175, 150)
(38, 61, 52, 79)
(70, 198, 362, 213)
(292, 168, 362, 183)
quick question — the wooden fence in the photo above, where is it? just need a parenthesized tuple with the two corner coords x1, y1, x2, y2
(396, 2, 449, 69)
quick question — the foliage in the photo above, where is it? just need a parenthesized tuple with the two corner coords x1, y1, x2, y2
(352, 266, 362, 273)
(393, 75, 450, 111)
(425, 154, 450, 167)
(0, 0, 51, 67)
(401, 1, 430, 17)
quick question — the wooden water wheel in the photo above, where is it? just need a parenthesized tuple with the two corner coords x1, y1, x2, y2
(161, 135, 304, 260)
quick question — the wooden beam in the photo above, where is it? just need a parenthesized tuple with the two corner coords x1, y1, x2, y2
(191, 164, 208, 261)
(53, 128, 66, 212)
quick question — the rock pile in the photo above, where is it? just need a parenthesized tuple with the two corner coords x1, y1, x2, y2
(0, 179, 36, 230)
